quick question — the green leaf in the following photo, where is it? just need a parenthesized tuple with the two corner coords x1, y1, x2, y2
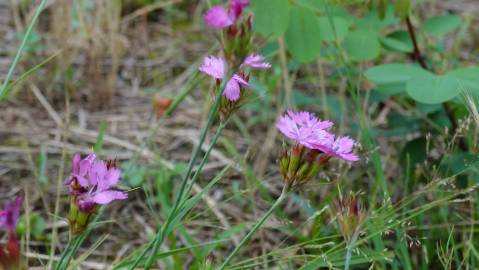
(381, 31, 413, 52)
(364, 63, 427, 84)
(406, 71, 461, 104)
(94, 121, 108, 154)
(251, 0, 290, 39)
(344, 30, 381, 61)
(122, 161, 146, 187)
(423, 15, 462, 36)
(447, 67, 479, 93)
(318, 16, 350, 42)
(285, 5, 321, 63)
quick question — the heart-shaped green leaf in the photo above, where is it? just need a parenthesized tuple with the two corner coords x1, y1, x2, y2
(285, 6, 321, 63)
(423, 15, 462, 36)
(406, 71, 461, 104)
(344, 30, 381, 61)
(251, 0, 290, 39)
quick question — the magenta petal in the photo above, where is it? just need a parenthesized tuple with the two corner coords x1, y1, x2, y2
(229, 0, 249, 20)
(76, 176, 89, 187)
(224, 77, 241, 101)
(241, 54, 271, 69)
(199, 56, 226, 79)
(99, 168, 121, 190)
(72, 153, 81, 175)
(79, 153, 96, 176)
(232, 74, 250, 88)
(0, 197, 22, 230)
(204, 6, 234, 29)
(92, 190, 128, 205)
(88, 160, 107, 186)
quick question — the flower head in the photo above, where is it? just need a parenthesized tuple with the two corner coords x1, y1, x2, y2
(67, 153, 127, 213)
(204, 0, 249, 29)
(199, 56, 226, 79)
(276, 111, 333, 149)
(336, 194, 366, 242)
(0, 197, 22, 231)
(277, 110, 358, 190)
(241, 54, 272, 69)
(199, 54, 270, 103)
(203, 6, 234, 29)
(224, 74, 250, 101)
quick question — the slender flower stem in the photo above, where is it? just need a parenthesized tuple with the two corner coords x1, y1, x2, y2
(128, 78, 231, 270)
(217, 188, 288, 270)
(143, 121, 228, 268)
(55, 235, 74, 270)
(344, 232, 359, 270)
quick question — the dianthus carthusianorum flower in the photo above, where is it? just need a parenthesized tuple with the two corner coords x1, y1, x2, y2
(66, 153, 127, 234)
(277, 110, 358, 190)
(203, 0, 249, 29)
(0, 197, 22, 231)
(199, 54, 270, 102)
(0, 197, 23, 270)
(277, 111, 333, 149)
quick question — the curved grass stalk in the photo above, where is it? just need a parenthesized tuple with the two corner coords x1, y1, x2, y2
(0, 0, 48, 100)
(217, 188, 288, 270)
(127, 79, 230, 270)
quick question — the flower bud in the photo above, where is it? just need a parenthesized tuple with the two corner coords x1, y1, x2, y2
(335, 194, 366, 242)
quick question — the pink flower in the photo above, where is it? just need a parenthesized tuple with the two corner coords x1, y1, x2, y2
(67, 154, 128, 212)
(229, 0, 249, 21)
(204, 0, 249, 29)
(204, 6, 234, 29)
(241, 54, 271, 69)
(277, 111, 359, 162)
(277, 112, 332, 149)
(320, 136, 359, 162)
(287, 111, 333, 130)
(200, 54, 270, 102)
(224, 74, 250, 101)
(199, 56, 226, 79)
(67, 153, 96, 189)
(0, 197, 22, 231)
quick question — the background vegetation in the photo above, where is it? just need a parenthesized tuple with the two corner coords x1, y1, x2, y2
(1, 0, 479, 269)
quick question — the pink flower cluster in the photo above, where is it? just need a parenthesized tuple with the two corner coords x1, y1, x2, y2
(277, 111, 359, 162)
(66, 153, 128, 212)
(204, 0, 249, 29)
(0, 197, 22, 231)
(199, 54, 270, 101)
(0, 197, 22, 269)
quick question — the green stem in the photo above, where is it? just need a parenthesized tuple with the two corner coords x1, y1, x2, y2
(217, 189, 288, 270)
(128, 79, 230, 270)
(344, 233, 359, 270)
(143, 121, 228, 269)
(182, 118, 230, 202)
(0, 0, 48, 100)
(55, 235, 74, 270)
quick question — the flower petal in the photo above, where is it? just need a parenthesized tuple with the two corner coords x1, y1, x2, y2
(72, 153, 81, 175)
(91, 190, 128, 205)
(224, 77, 241, 101)
(241, 54, 271, 69)
(199, 56, 226, 79)
(204, 6, 234, 29)
(0, 197, 22, 230)
(229, 0, 249, 21)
